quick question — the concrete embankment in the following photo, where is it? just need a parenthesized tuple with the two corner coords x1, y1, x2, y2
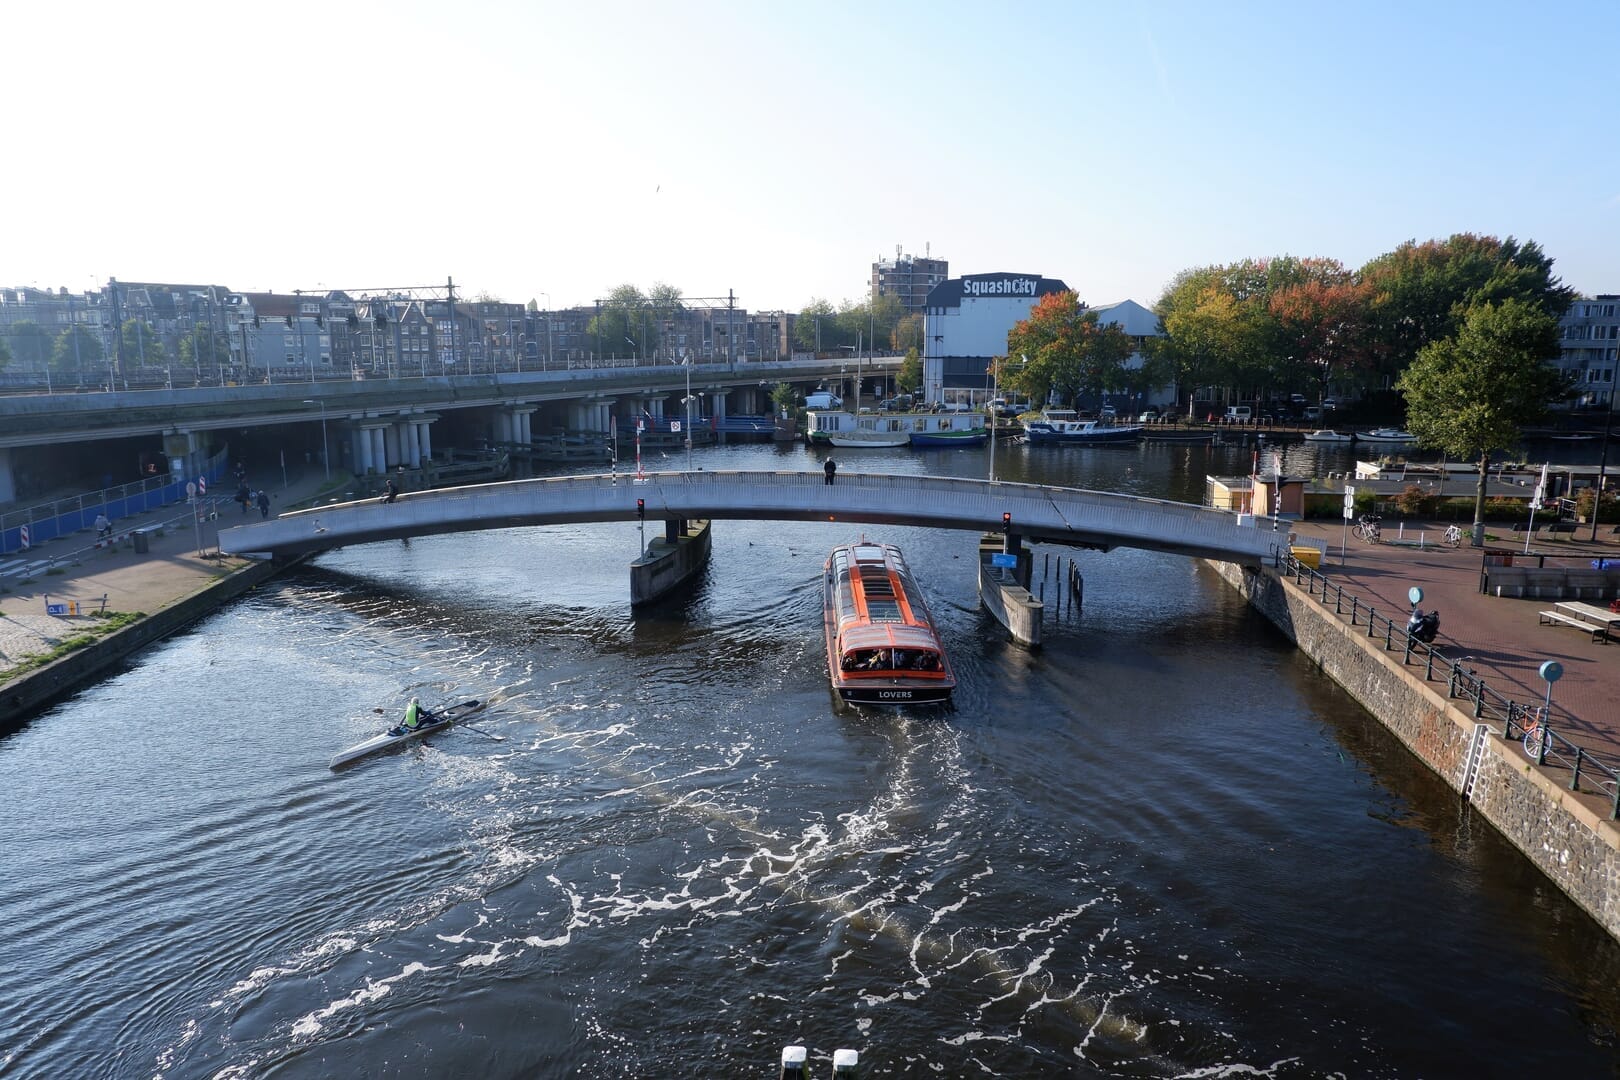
(1209, 559, 1620, 943)
(0, 558, 292, 728)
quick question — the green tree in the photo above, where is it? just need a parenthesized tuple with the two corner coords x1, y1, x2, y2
(1361, 234, 1575, 380)
(1003, 291, 1133, 408)
(587, 284, 647, 358)
(793, 298, 837, 352)
(769, 381, 798, 414)
(177, 324, 230, 373)
(51, 325, 105, 373)
(897, 347, 922, 394)
(1396, 298, 1567, 544)
(5, 320, 54, 370)
(647, 282, 684, 359)
(121, 319, 166, 367)
(1267, 273, 1371, 403)
(892, 312, 923, 354)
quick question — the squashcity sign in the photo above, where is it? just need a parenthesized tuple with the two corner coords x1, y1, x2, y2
(962, 276, 1038, 297)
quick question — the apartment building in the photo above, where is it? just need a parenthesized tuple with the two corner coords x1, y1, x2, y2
(1557, 295, 1619, 409)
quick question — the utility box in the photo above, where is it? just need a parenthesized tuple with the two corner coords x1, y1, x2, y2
(132, 529, 150, 553)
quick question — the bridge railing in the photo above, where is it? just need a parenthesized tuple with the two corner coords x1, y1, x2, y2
(1276, 549, 1620, 817)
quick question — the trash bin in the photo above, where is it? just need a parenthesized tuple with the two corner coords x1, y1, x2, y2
(1291, 546, 1322, 570)
(132, 529, 149, 554)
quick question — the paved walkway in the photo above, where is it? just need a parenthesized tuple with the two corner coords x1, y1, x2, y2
(0, 468, 343, 679)
(1289, 517, 1620, 762)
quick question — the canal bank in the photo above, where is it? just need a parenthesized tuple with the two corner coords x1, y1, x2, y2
(1209, 554, 1620, 944)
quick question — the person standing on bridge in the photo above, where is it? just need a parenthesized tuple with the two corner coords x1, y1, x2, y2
(256, 490, 270, 518)
(824, 456, 837, 486)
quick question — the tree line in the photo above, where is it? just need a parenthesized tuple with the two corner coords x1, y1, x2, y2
(0, 319, 233, 373)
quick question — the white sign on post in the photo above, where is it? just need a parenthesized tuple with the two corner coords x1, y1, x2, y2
(1343, 485, 1356, 521)
(670, 420, 682, 434)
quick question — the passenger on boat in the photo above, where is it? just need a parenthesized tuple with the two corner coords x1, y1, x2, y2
(915, 652, 938, 671)
(862, 650, 889, 671)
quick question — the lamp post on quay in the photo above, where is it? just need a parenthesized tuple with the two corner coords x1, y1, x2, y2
(302, 399, 330, 481)
(681, 355, 695, 469)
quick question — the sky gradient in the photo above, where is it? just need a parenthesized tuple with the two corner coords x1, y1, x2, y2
(6, 1, 1616, 313)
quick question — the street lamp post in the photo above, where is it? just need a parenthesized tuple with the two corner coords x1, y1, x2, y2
(302, 399, 330, 481)
(682, 356, 694, 469)
(541, 293, 552, 372)
(1591, 386, 1615, 541)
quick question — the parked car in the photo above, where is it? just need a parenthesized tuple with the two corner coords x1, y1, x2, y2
(1099, 405, 1118, 419)
(1137, 408, 1160, 423)
(1322, 398, 1338, 411)
(805, 391, 842, 410)
(987, 397, 1023, 418)
(1303, 406, 1323, 422)
(876, 395, 914, 411)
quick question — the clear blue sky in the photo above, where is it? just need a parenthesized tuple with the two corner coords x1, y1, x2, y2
(6, 1, 1616, 312)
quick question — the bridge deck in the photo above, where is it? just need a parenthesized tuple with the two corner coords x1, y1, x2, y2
(219, 470, 1284, 566)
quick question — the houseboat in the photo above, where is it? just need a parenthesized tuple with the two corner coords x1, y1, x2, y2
(823, 541, 956, 708)
(805, 409, 988, 449)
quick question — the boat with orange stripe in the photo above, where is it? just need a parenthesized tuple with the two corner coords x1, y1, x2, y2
(823, 541, 956, 708)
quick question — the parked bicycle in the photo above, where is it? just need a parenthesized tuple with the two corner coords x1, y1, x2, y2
(1523, 706, 1549, 760)
(1442, 524, 1464, 547)
(1352, 514, 1382, 543)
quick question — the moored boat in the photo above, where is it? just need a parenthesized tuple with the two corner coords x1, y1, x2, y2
(823, 541, 955, 708)
(1303, 429, 1354, 444)
(806, 409, 987, 449)
(1359, 427, 1417, 444)
(1023, 409, 1142, 444)
(329, 699, 485, 768)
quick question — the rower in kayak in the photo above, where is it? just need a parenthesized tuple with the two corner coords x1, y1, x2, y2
(390, 697, 438, 736)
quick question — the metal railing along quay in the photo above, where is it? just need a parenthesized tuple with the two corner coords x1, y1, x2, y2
(1277, 551, 1620, 817)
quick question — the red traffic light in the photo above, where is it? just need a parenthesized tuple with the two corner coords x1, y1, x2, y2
(636, 498, 646, 519)
(1001, 512, 1012, 532)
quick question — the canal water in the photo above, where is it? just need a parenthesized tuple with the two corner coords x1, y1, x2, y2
(5, 437, 1620, 1077)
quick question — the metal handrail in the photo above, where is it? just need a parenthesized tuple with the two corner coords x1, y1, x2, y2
(1276, 550, 1620, 818)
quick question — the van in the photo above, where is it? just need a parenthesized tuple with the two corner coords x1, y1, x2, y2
(1224, 405, 1251, 422)
(805, 391, 842, 410)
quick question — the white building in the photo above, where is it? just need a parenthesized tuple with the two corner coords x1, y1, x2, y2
(1556, 295, 1618, 409)
(1087, 299, 1169, 409)
(921, 272, 1069, 405)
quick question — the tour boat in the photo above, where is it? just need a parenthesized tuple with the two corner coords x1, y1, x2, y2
(1023, 409, 1142, 444)
(1303, 429, 1354, 444)
(823, 541, 956, 708)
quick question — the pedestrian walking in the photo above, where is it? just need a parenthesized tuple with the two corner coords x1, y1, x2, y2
(236, 482, 251, 515)
(256, 490, 270, 518)
(824, 456, 837, 486)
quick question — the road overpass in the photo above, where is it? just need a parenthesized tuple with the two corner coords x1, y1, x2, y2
(218, 470, 1284, 567)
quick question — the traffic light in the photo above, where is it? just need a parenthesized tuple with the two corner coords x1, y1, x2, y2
(636, 498, 645, 521)
(1001, 511, 1012, 534)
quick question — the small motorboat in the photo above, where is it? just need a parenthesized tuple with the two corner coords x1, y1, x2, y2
(1303, 429, 1354, 444)
(1023, 410, 1142, 444)
(1359, 427, 1417, 444)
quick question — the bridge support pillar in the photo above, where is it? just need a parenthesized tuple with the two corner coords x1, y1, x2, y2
(384, 423, 401, 468)
(403, 418, 422, 467)
(418, 419, 433, 461)
(371, 427, 386, 474)
(978, 533, 1042, 648)
(631, 518, 712, 606)
(0, 447, 12, 504)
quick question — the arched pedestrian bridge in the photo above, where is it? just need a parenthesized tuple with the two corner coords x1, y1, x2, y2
(219, 470, 1284, 566)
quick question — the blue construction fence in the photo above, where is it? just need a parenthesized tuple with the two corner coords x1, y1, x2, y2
(1, 446, 229, 556)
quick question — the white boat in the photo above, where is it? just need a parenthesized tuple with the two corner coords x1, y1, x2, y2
(329, 699, 485, 768)
(1359, 427, 1417, 444)
(1303, 429, 1354, 444)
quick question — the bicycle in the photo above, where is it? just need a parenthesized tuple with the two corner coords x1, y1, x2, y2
(1352, 515, 1382, 543)
(1522, 706, 1549, 761)
(1442, 524, 1463, 547)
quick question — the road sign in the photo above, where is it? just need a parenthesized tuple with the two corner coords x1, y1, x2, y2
(991, 552, 1018, 569)
(670, 420, 683, 433)
(186, 481, 197, 501)
(1343, 485, 1356, 521)
(198, 476, 207, 496)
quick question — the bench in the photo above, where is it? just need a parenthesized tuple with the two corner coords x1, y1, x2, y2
(1510, 521, 1580, 536)
(1538, 610, 1610, 642)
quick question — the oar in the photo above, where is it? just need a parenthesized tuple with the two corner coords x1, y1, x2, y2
(457, 721, 506, 742)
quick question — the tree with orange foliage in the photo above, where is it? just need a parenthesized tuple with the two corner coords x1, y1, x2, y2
(1003, 291, 1133, 410)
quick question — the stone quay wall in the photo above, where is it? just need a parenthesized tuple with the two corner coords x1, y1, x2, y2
(1208, 559, 1620, 943)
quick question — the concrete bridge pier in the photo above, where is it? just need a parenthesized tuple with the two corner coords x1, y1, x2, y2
(630, 518, 712, 606)
(977, 533, 1042, 648)
(163, 429, 209, 481)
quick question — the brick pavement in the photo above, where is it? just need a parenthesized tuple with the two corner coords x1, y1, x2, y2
(0, 470, 337, 680)
(1288, 516, 1620, 761)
